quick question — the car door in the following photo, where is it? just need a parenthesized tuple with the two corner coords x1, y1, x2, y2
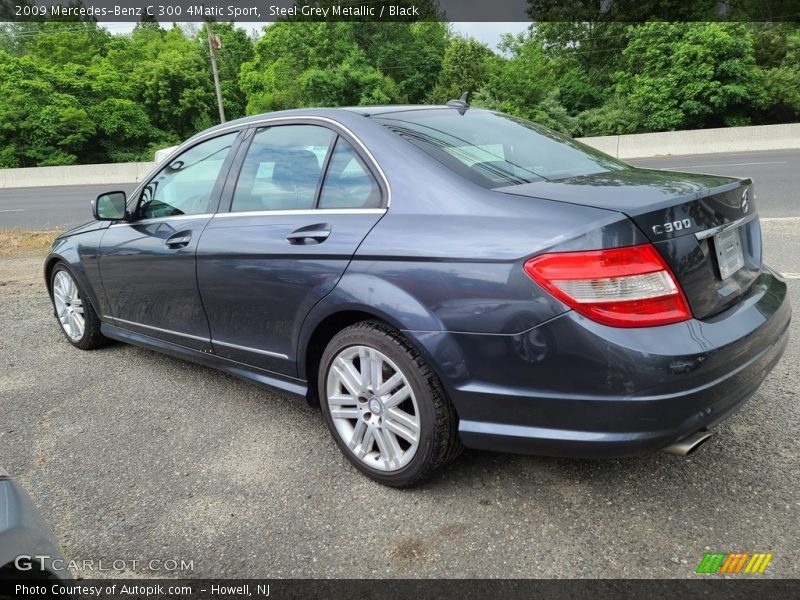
(98, 131, 242, 351)
(196, 122, 386, 376)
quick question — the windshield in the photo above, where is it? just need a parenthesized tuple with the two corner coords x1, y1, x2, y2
(374, 109, 628, 188)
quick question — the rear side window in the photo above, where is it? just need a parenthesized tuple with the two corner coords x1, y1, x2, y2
(231, 125, 335, 212)
(318, 139, 382, 209)
(375, 109, 627, 188)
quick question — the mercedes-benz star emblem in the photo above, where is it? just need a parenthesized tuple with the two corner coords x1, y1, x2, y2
(368, 397, 383, 415)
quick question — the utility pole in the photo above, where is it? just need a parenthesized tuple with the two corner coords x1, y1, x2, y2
(206, 22, 226, 123)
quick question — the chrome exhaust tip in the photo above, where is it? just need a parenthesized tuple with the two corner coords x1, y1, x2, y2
(661, 430, 713, 457)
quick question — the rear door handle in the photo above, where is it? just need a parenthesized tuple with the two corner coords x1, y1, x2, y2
(165, 231, 192, 248)
(286, 224, 331, 245)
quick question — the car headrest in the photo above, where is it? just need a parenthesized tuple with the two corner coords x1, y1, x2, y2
(272, 149, 321, 191)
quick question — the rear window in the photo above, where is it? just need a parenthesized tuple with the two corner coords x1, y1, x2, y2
(374, 109, 627, 188)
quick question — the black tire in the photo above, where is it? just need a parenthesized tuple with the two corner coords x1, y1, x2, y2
(318, 321, 462, 487)
(50, 263, 108, 350)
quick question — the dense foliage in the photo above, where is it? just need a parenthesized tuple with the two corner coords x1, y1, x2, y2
(0, 20, 798, 167)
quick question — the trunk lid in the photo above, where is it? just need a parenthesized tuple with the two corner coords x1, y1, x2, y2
(498, 168, 761, 320)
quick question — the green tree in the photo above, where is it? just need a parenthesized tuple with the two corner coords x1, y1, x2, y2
(614, 22, 767, 131)
(124, 25, 216, 138)
(427, 35, 496, 103)
(575, 97, 642, 136)
(26, 21, 111, 65)
(1, 19, 799, 167)
(0, 50, 90, 166)
(761, 27, 800, 122)
(532, 22, 629, 111)
(240, 22, 440, 113)
(350, 21, 448, 103)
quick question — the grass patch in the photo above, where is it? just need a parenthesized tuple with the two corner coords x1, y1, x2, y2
(0, 228, 61, 256)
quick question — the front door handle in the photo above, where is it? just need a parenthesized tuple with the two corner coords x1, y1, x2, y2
(165, 231, 192, 248)
(286, 224, 331, 245)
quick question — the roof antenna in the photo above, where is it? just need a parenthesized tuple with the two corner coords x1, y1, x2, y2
(446, 91, 470, 115)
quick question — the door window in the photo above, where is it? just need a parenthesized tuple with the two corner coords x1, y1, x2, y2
(138, 132, 238, 219)
(318, 139, 382, 209)
(231, 125, 335, 212)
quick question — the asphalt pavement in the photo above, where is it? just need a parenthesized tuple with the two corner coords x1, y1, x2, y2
(0, 183, 137, 230)
(628, 150, 799, 218)
(0, 149, 798, 230)
(0, 246, 796, 578)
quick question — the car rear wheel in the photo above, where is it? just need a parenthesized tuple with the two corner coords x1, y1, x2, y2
(319, 321, 462, 487)
(51, 264, 107, 350)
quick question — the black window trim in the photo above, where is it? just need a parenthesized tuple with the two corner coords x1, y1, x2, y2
(313, 134, 339, 209)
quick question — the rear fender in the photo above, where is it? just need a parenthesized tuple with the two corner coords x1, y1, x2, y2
(296, 271, 446, 380)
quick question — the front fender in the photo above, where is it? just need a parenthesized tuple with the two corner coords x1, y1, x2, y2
(44, 228, 107, 319)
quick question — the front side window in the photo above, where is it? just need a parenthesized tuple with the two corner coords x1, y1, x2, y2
(138, 132, 238, 219)
(375, 109, 628, 188)
(231, 125, 335, 212)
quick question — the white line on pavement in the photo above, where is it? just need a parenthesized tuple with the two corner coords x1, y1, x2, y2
(0, 209, 26, 212)
(660, 161, 788, 168)
(781, 273, 800, 279)
(761, 217, 800, 222)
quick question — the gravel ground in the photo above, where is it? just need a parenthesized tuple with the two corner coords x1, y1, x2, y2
(0, 224, 797, 579)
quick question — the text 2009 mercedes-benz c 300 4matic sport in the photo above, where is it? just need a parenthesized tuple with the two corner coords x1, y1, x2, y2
(44, 103, 790, 486)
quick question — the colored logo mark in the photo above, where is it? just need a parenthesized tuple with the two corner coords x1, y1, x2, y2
(696, 552, 774, 574)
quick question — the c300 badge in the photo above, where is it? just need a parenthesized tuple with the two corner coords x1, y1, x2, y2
(652, 218, 693, 235)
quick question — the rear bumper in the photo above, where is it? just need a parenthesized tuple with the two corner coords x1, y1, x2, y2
(408, 267, 791, 457)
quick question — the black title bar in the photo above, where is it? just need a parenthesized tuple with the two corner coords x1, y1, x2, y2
(1, 0, 799, 22)
(2, 579, 800, 600)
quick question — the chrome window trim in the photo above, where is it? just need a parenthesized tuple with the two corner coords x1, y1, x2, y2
(694, 213, 757, 240)
(212, 339, 289, 360)
(109, 213, 215, 228)
(132, 115, 392, 211)
(111, 317, 210, 343)
(213, 208, 387, 219)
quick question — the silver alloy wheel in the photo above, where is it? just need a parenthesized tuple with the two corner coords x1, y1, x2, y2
(326, 345, 421, 472)
(52, 270, 85, 341)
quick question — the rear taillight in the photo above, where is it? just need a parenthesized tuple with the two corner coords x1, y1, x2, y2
(523, 244, 691, 328)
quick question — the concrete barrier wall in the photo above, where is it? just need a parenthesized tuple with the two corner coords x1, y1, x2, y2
(579, 123, 800, 159)
(0, 162, 155, 189)
(0, 122, 798, 188)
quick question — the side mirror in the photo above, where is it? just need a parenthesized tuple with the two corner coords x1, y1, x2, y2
(92, 191, 127, 221)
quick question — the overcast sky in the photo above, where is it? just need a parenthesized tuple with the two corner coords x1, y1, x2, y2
(99, 22, 531, 51)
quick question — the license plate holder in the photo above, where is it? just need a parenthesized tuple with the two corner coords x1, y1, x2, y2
(714, 226, 745, 280)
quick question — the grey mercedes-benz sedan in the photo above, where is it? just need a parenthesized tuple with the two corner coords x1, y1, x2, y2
(43, 104, 790, 486)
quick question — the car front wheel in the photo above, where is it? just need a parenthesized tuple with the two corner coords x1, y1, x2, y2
(51, 264, 107, 350)
(319, 321, 462, 487)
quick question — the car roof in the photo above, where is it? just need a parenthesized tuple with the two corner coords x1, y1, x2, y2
(340, 105, 452, 116)
(194, 105, 457, 139)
